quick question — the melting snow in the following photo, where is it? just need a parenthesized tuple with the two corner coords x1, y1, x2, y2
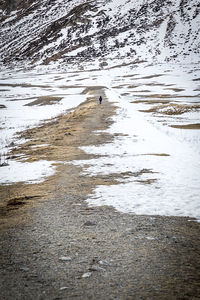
(0, 63, 200, 221)
(71, 63, 200, 221)
(0, 70, 86, 185)
(0, 160, 56, 184)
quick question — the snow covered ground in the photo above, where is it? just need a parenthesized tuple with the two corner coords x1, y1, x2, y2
(0, 62, 200, 220)
(0, 70, 87, 184)
(73, 62, 200, 221)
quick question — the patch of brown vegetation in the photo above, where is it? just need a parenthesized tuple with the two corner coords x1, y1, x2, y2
(131, 99, 170, 104)
(137, 74, 164, 80)
(25, 96, 63, 106)
(121, 92, 130, 96)
(127, 85, 139, 89)
(140, 103, 200, 115)
(0, 83, 51, 88)
(135, 178, 157, 184)
(81, 86, 107, 94)
(123, 74, 139, 78)
(145, 94, 172, 98)
(141, 153, 170, 157)
(93, 169, 155, 186)
(164, 87, 185, 92)
(171, 123, 200, 129)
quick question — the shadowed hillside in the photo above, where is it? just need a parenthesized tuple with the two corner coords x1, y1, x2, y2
(0, 0, 199, 68)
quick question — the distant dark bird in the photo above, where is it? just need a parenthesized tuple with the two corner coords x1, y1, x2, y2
(99, 96, 102, 104)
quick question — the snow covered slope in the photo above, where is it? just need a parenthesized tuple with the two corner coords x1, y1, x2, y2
(0, 0, 199, 69)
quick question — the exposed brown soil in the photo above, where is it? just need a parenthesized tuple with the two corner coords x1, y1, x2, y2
(25, 96, 63, 106)
(140, 103, 200, 115)
(171, 123, 200, 129)
(164, 88, 185, 92)
(135, 74, 164, 80)
(0, 83, 51, 88)
(141, 153, 170, 157)
(0, 88, 200, 300)
(131, 99, 170, 105)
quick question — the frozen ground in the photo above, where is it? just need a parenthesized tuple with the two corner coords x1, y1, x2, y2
(0, 71, 87, 184)
(72, 63, 200, 221)
(0, 62, 200, 220)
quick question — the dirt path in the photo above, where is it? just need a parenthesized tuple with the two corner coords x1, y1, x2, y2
(0, 88, 200, 300)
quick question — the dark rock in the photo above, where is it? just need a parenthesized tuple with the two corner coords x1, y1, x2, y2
(83, 221, 96, 226)
(88, 265, 106, 272)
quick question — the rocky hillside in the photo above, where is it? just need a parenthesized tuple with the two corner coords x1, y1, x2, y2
(0, 0, 199, 69)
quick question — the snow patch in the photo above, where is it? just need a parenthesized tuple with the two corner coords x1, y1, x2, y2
(0, 160, 56, 185)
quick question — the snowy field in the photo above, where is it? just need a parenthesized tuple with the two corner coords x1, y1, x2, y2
(0, 70, 87, 183)
(75, 63, 200, 221)
(0, 62, 200, 220)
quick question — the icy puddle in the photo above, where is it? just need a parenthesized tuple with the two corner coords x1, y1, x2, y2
(73, 63, 200, 221)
